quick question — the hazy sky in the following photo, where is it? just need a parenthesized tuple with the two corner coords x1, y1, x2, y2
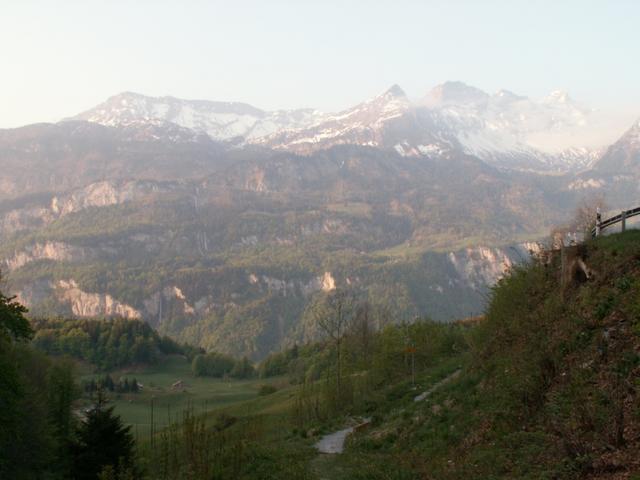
(2, 0, 639, 128)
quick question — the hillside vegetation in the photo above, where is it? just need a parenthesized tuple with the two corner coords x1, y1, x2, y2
(30, 317, 199, 370)
(320, 230, 640, 479)
(3, 230, 640, 479)
(157, 229, 640, 479)
(0, 136, 568, 359)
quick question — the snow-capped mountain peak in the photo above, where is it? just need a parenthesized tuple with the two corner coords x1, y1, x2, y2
(423, 81, 489, 107)
(68, 82, 615, 173)
(70, 92, 325, 142)
(544, 89, 571, 104)
(362, 84, 411, 117)
(252, 85, 414, 153)
(493, 89, 526, 103)
(242, 83, 602, 171)
(380, 84, 407, 99)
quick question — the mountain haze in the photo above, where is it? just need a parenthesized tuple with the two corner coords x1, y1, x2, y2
(1, 82, 639, 358)
(70, 82, 608, 173)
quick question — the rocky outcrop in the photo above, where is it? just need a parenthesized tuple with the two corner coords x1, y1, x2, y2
(448, 247, 514, 290)
(50, 180, 174, 217)
(4, 242, 90, 271)
(0, 180, 178, 238)
(0, 205, 55, 236)
(248, 271, 337, 297)
(56, 279, 141, 319)
(143, 286, 196, 320)
(448, 243, 538, 290)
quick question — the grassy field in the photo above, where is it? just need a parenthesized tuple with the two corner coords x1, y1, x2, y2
(80, 355, 287, 440)
(371, 230, 549, 258)
(87, 341, 472, 477)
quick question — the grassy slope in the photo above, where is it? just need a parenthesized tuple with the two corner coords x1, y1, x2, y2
(124, 348, 467, 478)
(336, 230, 640, 479)
(182, 355, 467, 480)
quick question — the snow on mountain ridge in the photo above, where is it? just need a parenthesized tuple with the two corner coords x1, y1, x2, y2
(71, 83, 610, 172)
(409, 81, 600, 170)
(72, 92, 327, 142)
(255, 82, 600, 172)
(423, 81, 489, 107)
(422, 81, 592, 146)
(252, 84, 413, 152)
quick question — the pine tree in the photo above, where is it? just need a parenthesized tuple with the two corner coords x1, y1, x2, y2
(72, 390, 135, 480)
(104, 374, 115, 392)
(0, 282, 37, 478)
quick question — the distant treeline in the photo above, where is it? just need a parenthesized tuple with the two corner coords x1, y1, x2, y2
(82, 374, 140, 394)
(30, 317, 202, 370)
(257, 343, 315, 381)
(191, 352, 255, 379)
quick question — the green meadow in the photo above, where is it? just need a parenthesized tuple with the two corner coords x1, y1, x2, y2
(79, 355, 287, 439)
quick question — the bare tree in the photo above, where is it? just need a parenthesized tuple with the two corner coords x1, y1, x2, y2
(571, 194, 608, 234)
(314, 289, 354, 399)
(548, 194, 608, 249)
(350, 301, 373, 369)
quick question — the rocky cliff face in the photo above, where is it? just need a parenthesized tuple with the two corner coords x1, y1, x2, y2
(7, 239, 532, 357)
(448, 243, 538, 290)
(50, 180, 166, 216)
(0, 205, 56, 237)
(0, 179, 179, 238)
(15, 278, 141, 320)
(247, 271, 337, 297)
(56, 279, 141, 319)
(3, 242, 90, 271)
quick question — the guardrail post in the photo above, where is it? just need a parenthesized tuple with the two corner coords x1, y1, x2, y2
(621, 210, 627, 232)
(595, 208, 602, 237)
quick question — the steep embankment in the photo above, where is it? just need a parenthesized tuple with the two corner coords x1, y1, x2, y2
(334, 230, 640, 479)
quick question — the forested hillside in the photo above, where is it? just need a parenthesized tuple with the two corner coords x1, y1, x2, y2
(0, 132, 558, 358)
(30, 317, 197, 369)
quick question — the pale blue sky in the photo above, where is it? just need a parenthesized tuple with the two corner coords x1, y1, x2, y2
(2, 0, 639, 128)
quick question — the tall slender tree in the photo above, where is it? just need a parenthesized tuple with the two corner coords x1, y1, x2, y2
(314, 289, 355, 401)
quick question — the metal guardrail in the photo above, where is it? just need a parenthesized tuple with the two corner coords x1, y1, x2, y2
(591, 206, 640, 237)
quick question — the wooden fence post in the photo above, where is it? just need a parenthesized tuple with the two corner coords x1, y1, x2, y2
(621, 210, 626, 232)
(595, 208, 602, 237)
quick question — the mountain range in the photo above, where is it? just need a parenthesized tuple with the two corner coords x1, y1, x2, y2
(1, 82, 639, 359)
(72, 81, 608, 173)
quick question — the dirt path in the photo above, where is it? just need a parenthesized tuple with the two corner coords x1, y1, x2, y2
(312, 418, 371, 479)
(311, 370, 462, 477)
(413, 369, 461, 402)
(314, 417, 371, 454)
(315, 426, 355, 454)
